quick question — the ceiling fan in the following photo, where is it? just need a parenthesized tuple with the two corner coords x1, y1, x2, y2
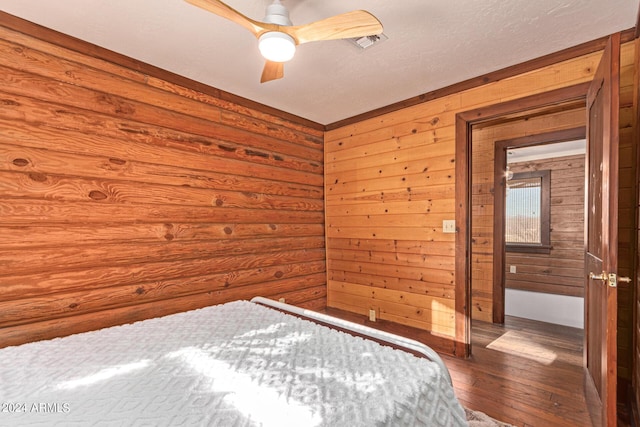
(184, 0, 383, 83)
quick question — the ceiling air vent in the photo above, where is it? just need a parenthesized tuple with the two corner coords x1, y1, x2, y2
(348, 33, 388, 50)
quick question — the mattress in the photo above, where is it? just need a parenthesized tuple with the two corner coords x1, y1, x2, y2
(0, 300, 467, 426)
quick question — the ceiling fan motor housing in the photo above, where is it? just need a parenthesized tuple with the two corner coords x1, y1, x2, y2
(263, 0, 292, 26)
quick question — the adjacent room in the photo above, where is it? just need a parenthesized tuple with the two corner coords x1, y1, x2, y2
(0, 1, 638, 426)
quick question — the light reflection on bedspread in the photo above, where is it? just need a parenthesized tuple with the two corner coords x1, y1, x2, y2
(0, 301, 467, 426)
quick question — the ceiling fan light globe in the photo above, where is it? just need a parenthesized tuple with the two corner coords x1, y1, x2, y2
(258, 32, 296, 62)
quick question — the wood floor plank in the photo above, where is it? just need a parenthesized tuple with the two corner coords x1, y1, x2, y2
(323, 307, 604, 426)
(442, 317, 592, 426)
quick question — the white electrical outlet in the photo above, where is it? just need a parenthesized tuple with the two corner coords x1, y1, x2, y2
(442, 220, 456, 233)
(509, 265, 516, 274)
(369, 309, 376, 322)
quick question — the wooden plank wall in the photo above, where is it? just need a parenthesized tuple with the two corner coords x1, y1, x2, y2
(325, 39, 636, 353)
(470, 109, 586, 322)
(618, 38, 638, 383)
(0, 16, 326, 348)
(504, 155, 585, 297)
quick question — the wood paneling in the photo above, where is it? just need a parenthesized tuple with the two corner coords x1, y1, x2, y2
(471, 112, 586, 323)
(632, 36, 640, 427)
(326, 38, 636, 356)
(0, 16, 325, 347)
(504, 155, 585, 297)
(617, 40, 637, 384)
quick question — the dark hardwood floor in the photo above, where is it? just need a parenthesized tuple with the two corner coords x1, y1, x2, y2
(442, 317, 591, 427)
(324, 308, 617, 427)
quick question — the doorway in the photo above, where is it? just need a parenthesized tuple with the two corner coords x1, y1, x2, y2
(455, 34, 625, 427)
(492, 129, 587, 329)
(454, 82, 590, 356)
(463, 98, 588, 328)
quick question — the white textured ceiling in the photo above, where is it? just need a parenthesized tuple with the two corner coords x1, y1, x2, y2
(0, 0, 637, 125)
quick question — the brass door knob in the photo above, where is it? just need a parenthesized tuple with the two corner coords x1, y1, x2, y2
(588, 272, 630, 288)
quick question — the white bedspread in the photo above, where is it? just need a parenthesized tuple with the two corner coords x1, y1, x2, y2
(0, 300, 467, 426)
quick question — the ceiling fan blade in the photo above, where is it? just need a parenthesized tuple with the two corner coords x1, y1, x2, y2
(286, 10, 383, 44)
(184, 0, 267, 36)
(260, 61, 284, 83)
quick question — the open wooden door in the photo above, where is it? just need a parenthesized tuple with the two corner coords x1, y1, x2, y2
(584, 33, 622, 427)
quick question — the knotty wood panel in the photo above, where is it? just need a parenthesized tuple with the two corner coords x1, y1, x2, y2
(618, 40, 638, 385)
(0, 17, 325, 347)
(326, 38, 635, 355)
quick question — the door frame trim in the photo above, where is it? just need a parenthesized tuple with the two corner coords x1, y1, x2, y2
(492, 127, 587, 323)
(454, 83, 590, 356)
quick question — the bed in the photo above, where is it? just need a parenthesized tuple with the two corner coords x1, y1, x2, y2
(0, 297, 467, 426)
